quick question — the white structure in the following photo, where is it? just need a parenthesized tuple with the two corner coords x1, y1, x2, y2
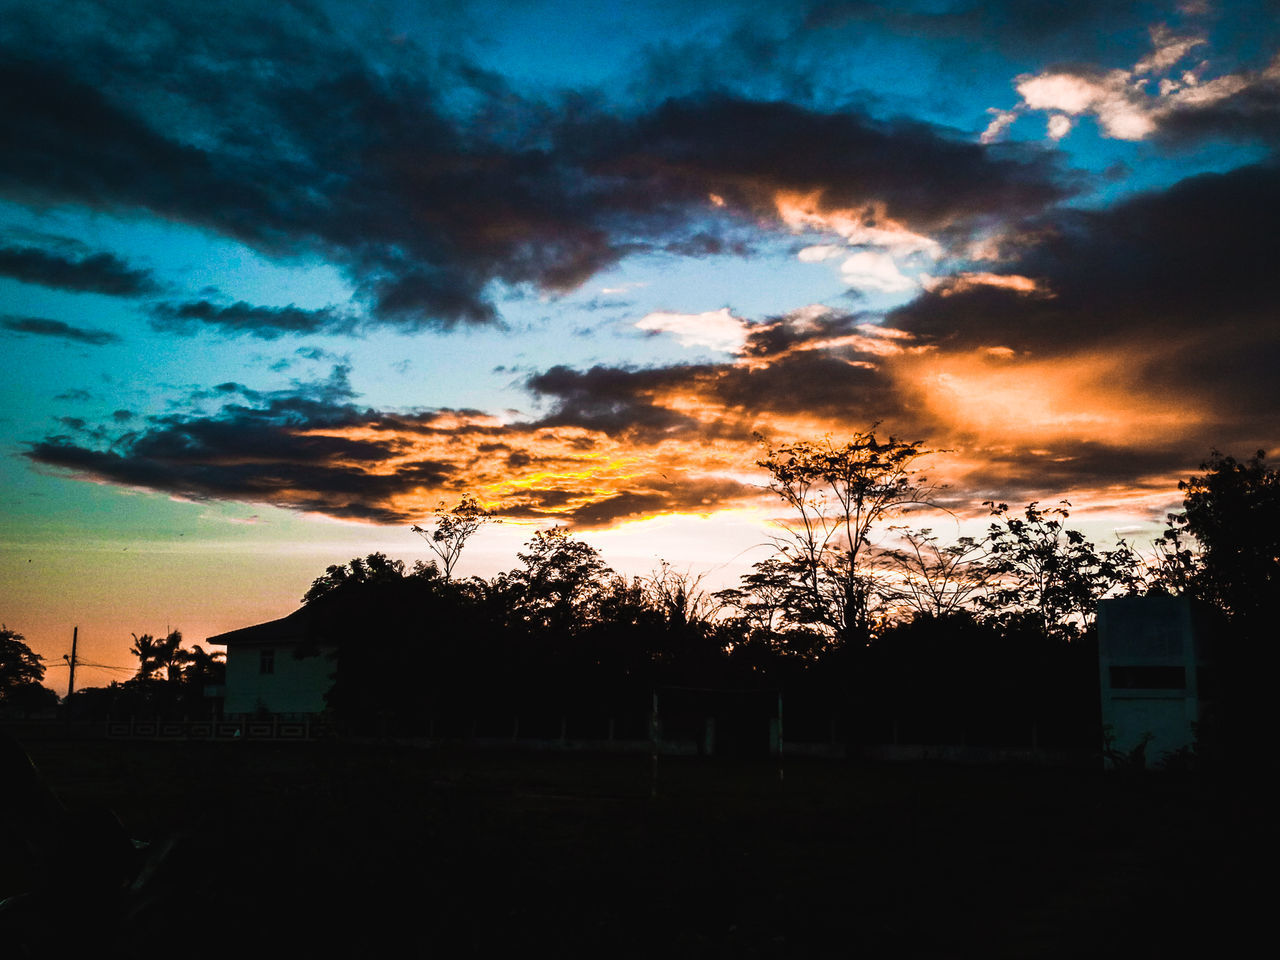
(1097, 594, 1211, 769)
(209, 607, 335, 717)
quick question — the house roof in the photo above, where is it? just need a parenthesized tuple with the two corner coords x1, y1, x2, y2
(207, 605, 323, 647)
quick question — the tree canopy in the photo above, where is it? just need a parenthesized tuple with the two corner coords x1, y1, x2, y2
(411, 495, 498, 581)
(1169, 449, 1278, 628)
(90, 435, 1272, 756)
(975, 501, 1140, 640)
(754, 429, 932, 646)
(0, 626, 58, 715)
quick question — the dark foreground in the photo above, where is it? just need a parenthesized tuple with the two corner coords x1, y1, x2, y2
(2, 738, 1266, 958)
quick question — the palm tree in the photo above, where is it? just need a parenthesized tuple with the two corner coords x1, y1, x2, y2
(130, 633, 160, 680)
(130, 630, 184, 681)
(177, 644, 226, 686)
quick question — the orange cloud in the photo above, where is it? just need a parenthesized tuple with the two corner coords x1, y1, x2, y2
(895, 344, 1203, 448)
(774, 190, 941, 256)
(922, 272, 1049, 297)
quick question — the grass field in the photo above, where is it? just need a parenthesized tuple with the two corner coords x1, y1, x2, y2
(3, 738, 1263, 957)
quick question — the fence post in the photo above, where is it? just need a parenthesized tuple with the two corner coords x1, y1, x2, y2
(649, 691, 659, 799)
(777, 692, 784, 782)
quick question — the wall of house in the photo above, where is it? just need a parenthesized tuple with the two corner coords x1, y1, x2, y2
(1098, 594, 1203, 768)
(224, 643, 335, 716)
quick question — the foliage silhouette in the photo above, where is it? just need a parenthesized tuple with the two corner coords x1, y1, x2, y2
(1164, 449, 1279, 769)
(502, 527, 614, 636)
(975, 501, 1141, 640)
(411, 495, 498, 581)
(0, 626, 57, 716)
(129, 630, 184, 681)
(192, 436, 1267, 753)
(755, 429, 932, 647)
(301, 551, 430, 604)
(1170, 449, 1278, 628)
(883, 526, 988, 620)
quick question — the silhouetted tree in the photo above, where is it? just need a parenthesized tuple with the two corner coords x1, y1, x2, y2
(716, 557, 793, 638)
(637, 562, 733, 680)
(1146, 525, 1200, 596)
(411, 495, 498, 581)
(975, 502, 1140, 640)
(302, 552, 424, 604)
(0, 626, 57, 715)
(176, 644, 226, 686)
(121, 630, 221, 717)
(1169, 449, 1278, 628)
(884, 526, 988, 620)
(644, 561, 722, 633)
(715, 556, 834, 660)
(756, 429, 932, 646)
(1165, 450, 1279, 768)
(502, 528, 613, 635)
(129, 630, 183, 681)
(868, 611, 1100, 749)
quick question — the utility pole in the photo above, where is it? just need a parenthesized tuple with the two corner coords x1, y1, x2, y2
(777, 691, 784, 783)
(64, 626, 78, 699)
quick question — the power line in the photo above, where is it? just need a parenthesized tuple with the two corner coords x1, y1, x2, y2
(41, 660, 135, 672)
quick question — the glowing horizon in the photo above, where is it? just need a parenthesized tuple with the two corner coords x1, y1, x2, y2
(2, 0, 1277, 687)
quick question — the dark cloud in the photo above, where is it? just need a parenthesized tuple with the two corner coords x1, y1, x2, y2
(940, 439, 1218, 518)
(569, 476, 761, 528)
(525, 328, 902, 438)
(661, 232, 753, 258)
(504, 486, 592, 514)
(713, 351, 898, 420)
(569, 491, 671, 528)
(1, 315, 121, 345)
(1156, 72, 1280, 149)
(295, 346, 347, 362)
(24, 375, 445, 523)
(891, 161, 1280, 350)
(873, 161, 1280, 497)
(0, 6, 1070, 330)
(803, 1, 1166, 56)
(23, 372, 761, 527)
(591, 95, 1070, 236)
(150, 300, 356, 339)
(739, 310, 865, 359)
(527, 364, 704, 437)
(485, 471, 764, 527)
(0, 243, 158, 295)
(28, 433, 427, 523)
(24, 351, 776, 528)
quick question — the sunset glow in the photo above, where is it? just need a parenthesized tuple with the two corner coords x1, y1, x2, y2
(1, 0, 1277, 687)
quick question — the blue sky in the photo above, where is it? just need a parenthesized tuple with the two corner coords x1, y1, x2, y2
(2, 0, 1278, 686)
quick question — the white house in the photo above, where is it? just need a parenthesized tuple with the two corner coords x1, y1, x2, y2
(209, 606, 336, 717)
(1097, 594, 1212, 769)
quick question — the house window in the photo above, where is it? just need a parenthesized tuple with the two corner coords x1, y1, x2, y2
(260, 648, 275, 675)
(1109, 665, 1185, 689)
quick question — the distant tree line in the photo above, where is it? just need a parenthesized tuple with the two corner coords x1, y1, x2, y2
(5, 439, 1273, 758)
(256, 439, 1276, 753)
(51, 630, 226, 722)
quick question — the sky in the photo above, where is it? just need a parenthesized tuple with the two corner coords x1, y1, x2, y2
(2, 0, 1278, 691)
